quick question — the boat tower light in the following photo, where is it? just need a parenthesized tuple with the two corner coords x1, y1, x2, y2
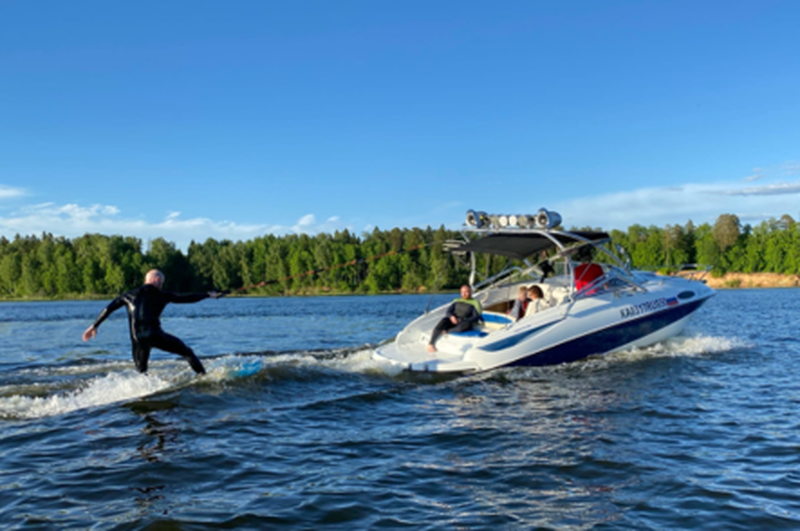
(465, 208, 561, 230)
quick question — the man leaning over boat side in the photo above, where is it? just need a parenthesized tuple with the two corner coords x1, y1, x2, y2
(427, 285, 483, 353)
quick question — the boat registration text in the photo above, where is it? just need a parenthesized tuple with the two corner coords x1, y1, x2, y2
(619, 297, 676, 319)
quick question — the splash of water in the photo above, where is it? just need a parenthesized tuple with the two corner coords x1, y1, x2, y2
(575, 333, 751, 372)
(0, 348, 398, 420)
(0, 371, 173, 419)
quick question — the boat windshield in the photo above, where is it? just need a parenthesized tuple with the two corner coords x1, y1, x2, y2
(454, 229, 632, 293)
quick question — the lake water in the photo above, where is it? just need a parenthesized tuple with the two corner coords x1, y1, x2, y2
(1, 290, 799, 529)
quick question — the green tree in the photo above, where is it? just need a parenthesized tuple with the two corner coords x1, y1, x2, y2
(713, 214, 741, 252)
(695, 223, 723, 274)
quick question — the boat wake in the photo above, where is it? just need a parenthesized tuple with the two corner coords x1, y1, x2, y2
(574, 332, 750, 371)
(0, 370, 176, 420)
(0, 346, 397, 420)
(0, 333, 742, 420)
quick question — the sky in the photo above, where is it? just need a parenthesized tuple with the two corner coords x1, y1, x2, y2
(1, 0, 799, 250)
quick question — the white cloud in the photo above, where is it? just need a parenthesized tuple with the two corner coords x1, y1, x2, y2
(550, 180, 800, 231)
(295, 214, 316, 228)
(0, 185, 26, 200)
(3, 163, 798, 251)
(539, 160, 800, 230)
(0, 202, 351, 250)
(721, 181, 800, 196)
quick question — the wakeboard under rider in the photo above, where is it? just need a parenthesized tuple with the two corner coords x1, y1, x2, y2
(82, 269, 225, 375)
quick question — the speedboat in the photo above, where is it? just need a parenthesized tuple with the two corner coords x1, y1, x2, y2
(374, 209, 715, 374)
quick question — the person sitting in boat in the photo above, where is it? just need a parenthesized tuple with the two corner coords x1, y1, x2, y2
(508, 285, 530, 321)
(573, 246, 604, 292)
(427, 284, 482, 353)
(524, 285, 547, 316)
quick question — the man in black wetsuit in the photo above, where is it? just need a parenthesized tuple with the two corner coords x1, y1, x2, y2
(82, 269, 224, 375)
(427, 284, 483, 353)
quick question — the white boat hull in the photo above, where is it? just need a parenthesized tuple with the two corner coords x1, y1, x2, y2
(374, 273, 714, 374)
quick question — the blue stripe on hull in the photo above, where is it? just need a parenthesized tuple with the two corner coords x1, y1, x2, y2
(508, 298, 709, 367)
(478, 321, 561, 352)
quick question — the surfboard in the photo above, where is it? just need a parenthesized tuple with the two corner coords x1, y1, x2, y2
(231, 359, 262, 378)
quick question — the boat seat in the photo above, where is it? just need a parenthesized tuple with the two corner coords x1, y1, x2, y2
(543, 285, 569, 305)
(450, 329, 489, 338)
(450, 311, 511, 338)
(481, 311, 513, 330)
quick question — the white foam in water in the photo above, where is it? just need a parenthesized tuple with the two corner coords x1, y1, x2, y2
(206, 348, 400, 379)
(19, 360, 132, 378)
(663, 334, 751, 356)
(322, 348, 393, 373)
(17, 334, 727, 421)
(583, 333, 751, 369)
(0, 350, 396, 420)
(0, 371, 174, 419)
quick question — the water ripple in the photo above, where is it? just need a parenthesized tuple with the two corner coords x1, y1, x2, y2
(2, 291, 800, 528)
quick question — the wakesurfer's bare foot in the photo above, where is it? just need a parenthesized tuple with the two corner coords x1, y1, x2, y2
(427, 343, 436, 353)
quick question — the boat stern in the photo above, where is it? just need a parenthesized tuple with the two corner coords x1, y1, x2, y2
(373, 341, 481, 374)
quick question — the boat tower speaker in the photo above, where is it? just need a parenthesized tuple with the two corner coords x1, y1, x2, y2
(465, 210, 489, 228)
(535, 209, 562, 229)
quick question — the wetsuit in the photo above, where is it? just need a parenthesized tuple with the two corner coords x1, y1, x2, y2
(90, 285, 210, 374)
(429, 298, 483, 347)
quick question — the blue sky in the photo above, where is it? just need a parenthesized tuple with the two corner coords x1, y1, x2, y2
(1, 0, 798, 250)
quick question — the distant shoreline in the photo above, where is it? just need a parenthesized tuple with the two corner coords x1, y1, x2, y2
(2, 273, 798, 302)
(691, 272, 800, 289)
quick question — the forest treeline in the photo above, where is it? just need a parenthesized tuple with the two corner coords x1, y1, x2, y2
(0, 213, 798, 299)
